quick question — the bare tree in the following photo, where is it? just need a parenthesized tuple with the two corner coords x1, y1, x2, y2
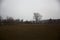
(6, 16, 15, 24)
(0, 16, 2, 25)
(33, 12, 42, 23)
(0, 16, 2, 20)
(0, 16, 2, 21)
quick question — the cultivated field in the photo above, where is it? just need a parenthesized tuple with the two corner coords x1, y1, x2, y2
(0, 24, 60, 40)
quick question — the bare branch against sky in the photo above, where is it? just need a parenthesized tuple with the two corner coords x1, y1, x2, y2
(0, 0, 60, 20)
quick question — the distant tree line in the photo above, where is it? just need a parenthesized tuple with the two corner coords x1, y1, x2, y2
(0, 13, 60, 25)
(0, 16, 60, 25)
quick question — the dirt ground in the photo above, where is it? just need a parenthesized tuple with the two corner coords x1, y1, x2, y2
(0, 24, 60, 40)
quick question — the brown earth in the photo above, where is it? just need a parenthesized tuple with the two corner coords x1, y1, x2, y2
(0, 24, 60, 40)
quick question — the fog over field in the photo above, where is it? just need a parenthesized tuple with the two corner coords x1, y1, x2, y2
(0, 0, 60, 20)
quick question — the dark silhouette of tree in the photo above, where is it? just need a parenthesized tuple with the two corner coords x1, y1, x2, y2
(20, 19, 23, 24)
(6, 17, 15, 24)
(48, 18, 52, 24)
(0, 16, 2, 21)
(24, 20, 32, 24)
(15, 19, 20, 23)
(33, 12, 42, 23)
(0, 16, 2, 25)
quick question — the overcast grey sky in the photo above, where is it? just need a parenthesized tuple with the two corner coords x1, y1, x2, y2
(0, 0, 60, 20)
